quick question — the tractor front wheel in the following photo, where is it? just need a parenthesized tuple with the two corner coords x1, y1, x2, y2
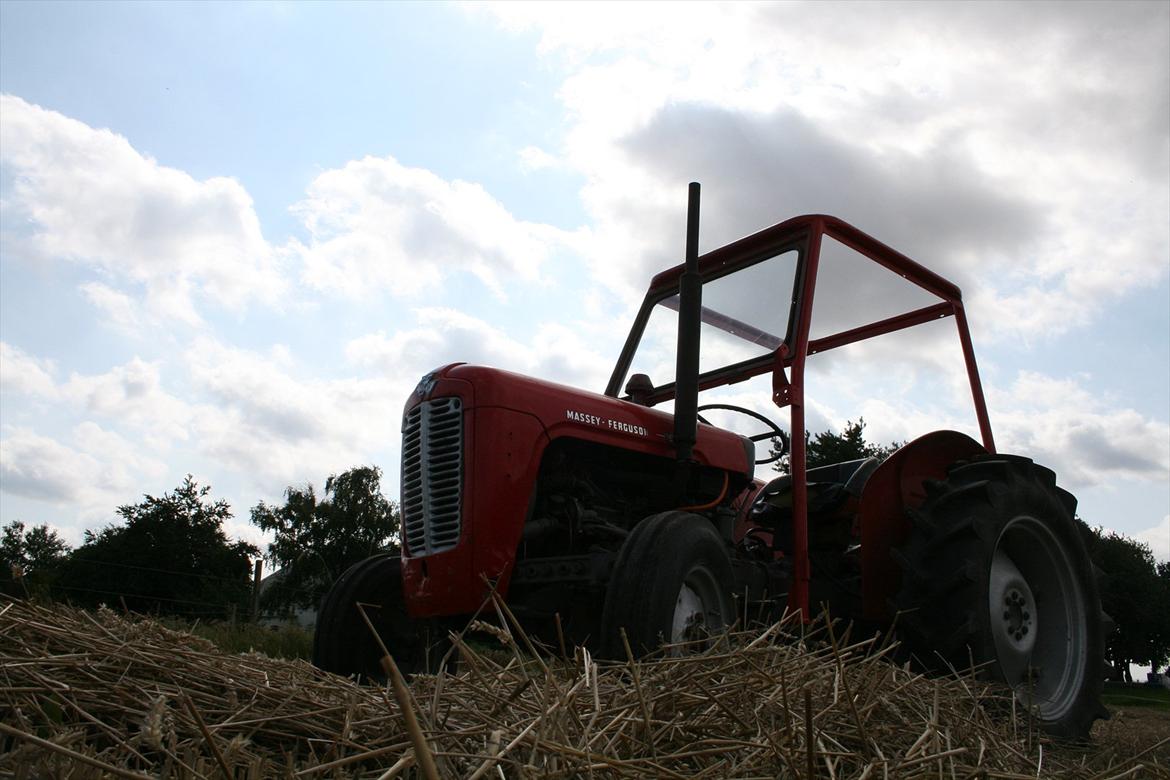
(893, 455, 1108, 739)
(312, 553, 450, 681)
(601, 511, 735, 658)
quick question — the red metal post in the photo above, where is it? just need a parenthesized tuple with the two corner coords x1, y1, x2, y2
(953, 303, 996, 453)
(783, 220, 824, 620)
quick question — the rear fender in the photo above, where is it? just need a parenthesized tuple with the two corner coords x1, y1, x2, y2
(858, 430, 987, 622)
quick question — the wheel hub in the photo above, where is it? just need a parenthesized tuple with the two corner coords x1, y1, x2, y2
(1001, 587, 1034, 644)
(673, 584, 707, 644)
(989, 549, 1038, 683)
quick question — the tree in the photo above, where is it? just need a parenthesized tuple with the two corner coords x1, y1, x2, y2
(55, 476, 257, 619)
(771, 418, 903, 473)
(251, 465, 399, 612)
(1, 521, 71, 597)
(1082, 526, 1170, 681)
(1158, 561, 1170, 675)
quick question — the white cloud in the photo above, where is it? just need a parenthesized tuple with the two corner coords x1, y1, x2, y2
(0, 427, 127, 506)
(184, 337, 402, 491)
(476, 2, 727, 63)
(476, 3, 1170, 339)
(776, 359, 1169, 497)
(1133, 516, 1170, 563)
(0, 423, 169, 540)
(990, 372, 1170, 490)
(79, 281, 142, 334)
(62, 358, 193, 448)
(518, 145, 564, 172)
(72, 421, 168, 486)
(292, 154, 587, 300)
(345, 307, 613, 393)
(187, 338, 326, 442)
(0, 429, 94, 503)
(0, 94, 286, 323)
(0, 345, 188, 521)
(0, 342, 58, 399)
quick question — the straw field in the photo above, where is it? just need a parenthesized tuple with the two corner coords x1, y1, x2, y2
(1, 596, 1165, 778)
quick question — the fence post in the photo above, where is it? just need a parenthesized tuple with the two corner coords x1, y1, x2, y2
(250, 559, 263, 623)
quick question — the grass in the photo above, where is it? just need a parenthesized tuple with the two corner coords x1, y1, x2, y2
(164, 618, 315, 660)
(1102, 681, 1170, 709)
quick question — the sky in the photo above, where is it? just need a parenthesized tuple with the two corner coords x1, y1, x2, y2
(1, 1, 1167, 566)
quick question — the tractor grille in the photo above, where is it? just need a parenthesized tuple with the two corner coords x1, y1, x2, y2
(401, 397, 464, 556)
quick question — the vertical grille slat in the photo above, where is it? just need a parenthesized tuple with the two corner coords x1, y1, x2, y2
(401, 397, 464, 556)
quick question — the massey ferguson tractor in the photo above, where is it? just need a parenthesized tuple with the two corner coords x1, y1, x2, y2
(313, 184, 1107, 738)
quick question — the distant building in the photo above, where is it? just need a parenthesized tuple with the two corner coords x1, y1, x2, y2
(256, 569, 318, 629)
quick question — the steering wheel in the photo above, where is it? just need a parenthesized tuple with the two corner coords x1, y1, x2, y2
(696, 403, 789, 465)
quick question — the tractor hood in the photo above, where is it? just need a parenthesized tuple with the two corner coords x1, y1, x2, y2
(408, 363, 753, 479)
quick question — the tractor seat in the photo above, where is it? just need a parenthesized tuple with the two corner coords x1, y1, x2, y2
(749, 457, 880, 554)
(751, 457, 880, 517)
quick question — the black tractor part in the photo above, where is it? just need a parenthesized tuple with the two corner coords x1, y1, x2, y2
(601, 510, 735, 658)
(893, 455, 1108, 739)
(313, 553, 450, 681)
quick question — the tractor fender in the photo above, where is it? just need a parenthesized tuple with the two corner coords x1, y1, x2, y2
(857, 430, 987, 622)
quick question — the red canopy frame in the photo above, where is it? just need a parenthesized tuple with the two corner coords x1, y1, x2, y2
(608, 213, 995, 617)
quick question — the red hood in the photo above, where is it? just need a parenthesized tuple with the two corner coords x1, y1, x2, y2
(438, 363, 752, 477)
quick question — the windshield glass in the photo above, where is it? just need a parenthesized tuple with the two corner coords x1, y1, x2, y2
(627, 248, 799, 391)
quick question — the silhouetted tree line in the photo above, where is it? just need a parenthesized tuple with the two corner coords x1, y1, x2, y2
(1082, 528, 1170, 681)
(1, 466, 399, 622)
(251, 465, 399, 615)
(770, 417, 904, 473)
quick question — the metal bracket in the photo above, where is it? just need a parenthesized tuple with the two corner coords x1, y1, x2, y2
(772, 345, 799, 408)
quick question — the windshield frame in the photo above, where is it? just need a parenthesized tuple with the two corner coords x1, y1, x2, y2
(604, 212, 991, 453)
(606, 232, 809, 405)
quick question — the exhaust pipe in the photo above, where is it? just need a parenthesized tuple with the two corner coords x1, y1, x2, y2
(673, 182, 702, 462)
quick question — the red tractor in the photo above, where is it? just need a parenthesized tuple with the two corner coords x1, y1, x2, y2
(314, 185, 1107, 738)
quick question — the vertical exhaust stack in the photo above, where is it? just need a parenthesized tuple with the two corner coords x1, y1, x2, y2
(673, 182, 702, 463)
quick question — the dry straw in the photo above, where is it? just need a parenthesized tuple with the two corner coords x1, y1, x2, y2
(0, 596, 1161, 778)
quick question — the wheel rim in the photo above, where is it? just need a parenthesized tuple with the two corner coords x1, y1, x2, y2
(671, 563, 727, 647)
(988, 515, 1088, 721)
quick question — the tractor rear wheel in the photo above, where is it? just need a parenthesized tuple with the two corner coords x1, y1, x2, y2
(312, 553, 450, 681)
(601, 511, 735, 658)
(893, 455, 1107, 739)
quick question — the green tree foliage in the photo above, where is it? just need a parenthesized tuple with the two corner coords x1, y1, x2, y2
(1158, 561, 1170, 675)
(55, 476, 257, 619)
(1082, 526, 1170, 681)
(250, 465, 399, 612)
(1, 520, 71, 597)
(772, 418, 903, 473)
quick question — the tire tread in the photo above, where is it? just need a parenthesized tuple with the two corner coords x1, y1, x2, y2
(892, 455, 1106, 739)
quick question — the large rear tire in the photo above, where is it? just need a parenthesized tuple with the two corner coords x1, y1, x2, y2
(312, 553, 450, 681)
(601, 511, 735, 658)
(893, 455, 1108, 739)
